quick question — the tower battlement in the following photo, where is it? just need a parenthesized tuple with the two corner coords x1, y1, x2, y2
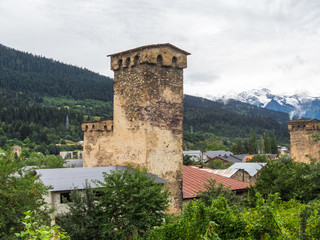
(288, 119, 320, 132)
(81, 120, 113, 132)
(108, 43, 190, 70)
(288, 119, 320, 163)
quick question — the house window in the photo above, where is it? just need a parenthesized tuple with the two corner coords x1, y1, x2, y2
(60, 192, 71, 203)
(94, 190, 103, 198)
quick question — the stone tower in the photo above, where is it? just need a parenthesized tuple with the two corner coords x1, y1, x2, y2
(82, 43, 190, 213)
(288, 119, 320, 163)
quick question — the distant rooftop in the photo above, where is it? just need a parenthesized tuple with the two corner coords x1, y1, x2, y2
(205, 151, 247, 163)
(228, 162, 267, 177)
(183, 150, 202, 154)
(205, 151, 233, 159)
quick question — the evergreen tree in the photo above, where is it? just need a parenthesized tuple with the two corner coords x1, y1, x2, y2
(270, 131, 278, 154)
(264, 131, 271, 154)
(259, 135, 264, 153)
(247, 129, 257, 154)
(231, 139, 246, 154)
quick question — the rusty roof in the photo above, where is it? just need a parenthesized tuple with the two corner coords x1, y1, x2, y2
(107, 43, 191, 57)
(183, 165, 250, 199)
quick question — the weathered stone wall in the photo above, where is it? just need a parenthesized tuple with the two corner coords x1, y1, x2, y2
(82, 44, 190, 214)
(288, 119, 320, 163)
(230, 169, 251, 183)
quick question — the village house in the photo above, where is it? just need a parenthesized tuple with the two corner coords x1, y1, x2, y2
(13, 145, 22, 157)
(37, 160, 252, 216)
(227, 162, 267, 184)
(206, 168, 251, 183)
(36, 167, 167, 218)
(183, 165, 249, 205)
(183, 150, 203, 162)
(278, 145, 290, 155)
(59, 151, 83, 160)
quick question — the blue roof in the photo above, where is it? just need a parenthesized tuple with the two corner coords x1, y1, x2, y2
(36, 166, 167, 192)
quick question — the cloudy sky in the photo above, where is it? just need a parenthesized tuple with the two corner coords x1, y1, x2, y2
(1, 0, 320, 99)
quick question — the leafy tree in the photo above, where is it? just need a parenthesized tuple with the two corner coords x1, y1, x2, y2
(147, 194, 320, 239)
(248, 153, 269, 163)
(206, 159, 232, 169)
(204, 141, 229, 151)
(25, 152, 66, 168)
(183, 154, 193, 166)
(96, 166, 169, 239)
(197, 179, 241, 206)
(253, 156, 320, 202)
(15, 211, 69, 240)
(58, 166, 169, 240)
(0, 152, 49, 239)
(146, 197, 247, 240)
(57, 181, 104, 240)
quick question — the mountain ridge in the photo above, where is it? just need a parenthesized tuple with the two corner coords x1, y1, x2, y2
(0, 43, 290, 145)
(217, 88, 320, 120)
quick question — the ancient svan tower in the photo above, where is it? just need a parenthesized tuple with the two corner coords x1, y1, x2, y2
(82, 43, 190, 213)
(288, 119, 320, 163)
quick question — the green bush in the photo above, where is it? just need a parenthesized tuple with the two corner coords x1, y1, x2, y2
(0, 152, 49, 239)
(58, 166, 169, 240)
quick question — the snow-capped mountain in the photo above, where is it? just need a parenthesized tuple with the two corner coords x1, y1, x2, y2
(217, 88, 320, 120)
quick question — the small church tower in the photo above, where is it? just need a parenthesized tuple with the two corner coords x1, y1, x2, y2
(288, 119, 320, 163)
(82, 44, 190, 213)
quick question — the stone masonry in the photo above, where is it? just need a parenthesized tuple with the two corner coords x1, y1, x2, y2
(288, 119, 320, 163)
(81, 44, 190, 214)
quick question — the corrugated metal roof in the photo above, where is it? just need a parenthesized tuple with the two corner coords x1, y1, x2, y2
(36, 166, 167, 192)
(210, 169, 240, 178)
(183, 166, 249, 199)
(228, 162, 267, 177)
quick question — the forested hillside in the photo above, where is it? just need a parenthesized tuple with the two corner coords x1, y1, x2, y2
(0, 44, 113, 101)
(184, 95, 289, 144)
(0, 43, 290, 153)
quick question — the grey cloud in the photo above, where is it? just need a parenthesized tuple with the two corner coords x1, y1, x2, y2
(186, 71, 220, 85)
(2, 0, 320, 97)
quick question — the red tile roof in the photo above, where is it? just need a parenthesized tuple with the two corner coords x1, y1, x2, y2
(183, 165, 250, 199)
